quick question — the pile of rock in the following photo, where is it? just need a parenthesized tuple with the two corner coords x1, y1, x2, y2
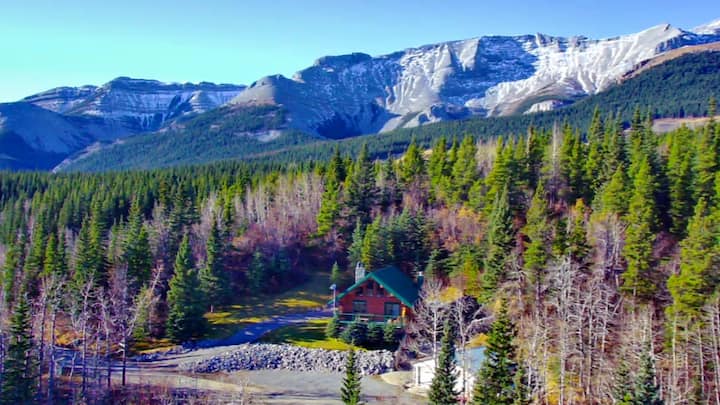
(180, 344, 394, 375)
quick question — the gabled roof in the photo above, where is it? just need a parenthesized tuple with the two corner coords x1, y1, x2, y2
(333, 266, 419, 307)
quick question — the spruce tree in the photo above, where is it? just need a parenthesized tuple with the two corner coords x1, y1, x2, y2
(123, 196, 153, 287)
(199, 219, 229, 310)
(484, 138, 512, 212)
(621, 157, 658, 300)
(429, 322, 458, 405)
(361, 216, 392, 269)
(346, 143, 376, 224)
(400, 138, 426, 186)
(317, 179, 341, 237)
(2, 243, 20, 306)
(665, 128, 695, 236)
(481, 186, 514, 302)
(429, 137, 450, 199)
(450, 136, 478, 203)
(472, 301, 518, 405)
(668, 198, 719, 317)
(340, 349, 362, 405)
(247, 251, 266, 292)
(633, 344, 663, 405)
(166, 233, 206, 342)
(325, 312, 342, 339)
(523, 182, 551, 288)
(330, 261, 344, 288)
(597, 165, 630, 216)
(612, 361, 635, 405)
(1, 293, 37, 404)
(694, 123, 718, 204)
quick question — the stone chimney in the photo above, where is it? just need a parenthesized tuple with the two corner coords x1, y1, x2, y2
(355, 262, 366, 283)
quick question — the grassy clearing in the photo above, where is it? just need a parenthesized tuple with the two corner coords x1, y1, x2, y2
(206, 271, 332, 339)
(259, 318, 357, 350)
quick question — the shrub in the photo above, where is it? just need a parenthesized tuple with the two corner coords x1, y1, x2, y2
(341, 321, 367, 346)
(325, 313, 342, 339)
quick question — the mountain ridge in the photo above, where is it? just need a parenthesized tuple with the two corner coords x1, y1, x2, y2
(3, 19, 720, 171)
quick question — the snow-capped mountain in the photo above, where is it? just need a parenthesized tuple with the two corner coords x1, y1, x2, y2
(3, 18, 720, 171)
(23, 77, 246, 133)
(231, 20, 720, 138)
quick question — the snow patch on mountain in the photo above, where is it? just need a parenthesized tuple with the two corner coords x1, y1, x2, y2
(230, 21, 720, 137)
(24, 77, 246, 133)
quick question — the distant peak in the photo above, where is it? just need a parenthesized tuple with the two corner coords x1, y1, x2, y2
(313, 53, 372, 68)
(693, 18, 720, 35)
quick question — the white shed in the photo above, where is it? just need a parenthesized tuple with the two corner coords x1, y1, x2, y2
(412, 347, 484, 399)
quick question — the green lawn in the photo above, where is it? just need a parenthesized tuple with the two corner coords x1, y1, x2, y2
(258, 318, 358, 350)
(205, 271, 332, 339)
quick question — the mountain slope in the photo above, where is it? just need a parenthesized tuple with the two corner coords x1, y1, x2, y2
(23, 77, 246, 134)
(230, 21, 720, 138)
(59, 50, 720, 172)
(5, 19, 720, 172)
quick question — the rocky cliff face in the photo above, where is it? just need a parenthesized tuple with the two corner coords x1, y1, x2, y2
(23, 77, 246, 133)
(231, 21, 720, 138)
(4, 19, 720, 170)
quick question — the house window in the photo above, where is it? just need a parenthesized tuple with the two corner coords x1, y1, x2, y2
(384, 302, 400, 317)
(356, 287, 364, 296)
(353, 300, 367, 313)
(377, 287, 384, 297)
(366, 281, 374, 297)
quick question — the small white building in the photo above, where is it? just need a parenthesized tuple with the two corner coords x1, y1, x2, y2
(412, 347, 484, 399)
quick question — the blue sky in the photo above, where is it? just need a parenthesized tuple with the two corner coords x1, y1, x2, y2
(0, 0, 717, 102)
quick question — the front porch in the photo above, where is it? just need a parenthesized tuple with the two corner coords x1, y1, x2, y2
(336, 312, 406, 327)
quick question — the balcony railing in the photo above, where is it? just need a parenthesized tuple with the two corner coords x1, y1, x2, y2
(337, 312, 404, 327)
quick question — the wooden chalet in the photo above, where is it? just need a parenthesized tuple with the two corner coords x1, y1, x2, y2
(331, 265, 420, 326)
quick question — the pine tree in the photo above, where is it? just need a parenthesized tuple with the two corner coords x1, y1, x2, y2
(2, 243, 20, 306)
(1, 293, 37, 404)
(400, 138, 426, 186)
(666, 128, 695, 236)
(123, 196, 153, 287)
(601, 114, 627, 183)
(484, 138, 512, 212)
(584, 108, 604, 201)
(621, 157, 658, 300)
(361, 216, 392, 269)
(612, 361, 635, 405)
(340, 349, 362, 405)
(199, 219, 230, 310)
(346, 143, 376, 224)
(481, 186, 514, 302)
(559, 125, 586, 203)
(325, 312, 342, 338)
(317, 179, 341, 237)
(347, 219, 365, 267)
(472, 301, 518, 405)
(694, 123, 718, 204)
(566, 199, 591, 267)
(429, 137, 450, 199)
(633, 344, 663, 405)
(597, 165, 630, 216)
(22, 211, 46, 295)
(166, 234, 206, 342)
(42, 233, 59, 277)
(523, 182, 551, 288)
(330, 261, 344, 288)
(450, 136, 478, 203)
(668, 198, 719, 317)
(429, 322, 458, 405)
(247, 251, 266, 292)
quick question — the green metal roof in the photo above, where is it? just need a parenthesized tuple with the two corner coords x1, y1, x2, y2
(332, 266, 419, 308)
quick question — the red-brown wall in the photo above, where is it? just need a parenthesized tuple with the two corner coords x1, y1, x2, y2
(337, 279, 411, 317)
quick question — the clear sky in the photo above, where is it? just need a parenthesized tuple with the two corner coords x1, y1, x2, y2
(0, 0, 717, 102)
